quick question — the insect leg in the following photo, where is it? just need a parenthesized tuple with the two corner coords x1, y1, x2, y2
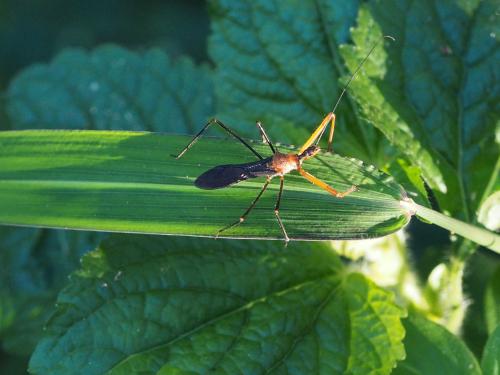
(256, 121, 276, 154)
(216, 178, 271, 237)
(274, 176, 289, 242)
(175, 118, 263, 160)
(297, 36, 395, 156)
(298, 168, 357, 197)
(326, 113, 336, 153)
(298, 112, 335, 154)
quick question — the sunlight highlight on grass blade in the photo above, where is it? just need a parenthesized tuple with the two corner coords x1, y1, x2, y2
(0, 130, 410, 240)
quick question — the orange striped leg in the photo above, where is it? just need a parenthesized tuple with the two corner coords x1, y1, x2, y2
(298, 112, 336, 154)
(326, 113, 336, 152)
(298, 168, 357, 197)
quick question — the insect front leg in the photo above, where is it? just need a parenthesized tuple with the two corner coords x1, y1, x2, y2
(298, 112, 336, 154)
(326, 113, 336, 153)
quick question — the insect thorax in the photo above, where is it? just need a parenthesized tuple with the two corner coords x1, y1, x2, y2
(271, 152, 300, 175)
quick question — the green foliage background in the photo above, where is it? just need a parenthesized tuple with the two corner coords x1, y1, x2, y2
(0, 0, 498, 374)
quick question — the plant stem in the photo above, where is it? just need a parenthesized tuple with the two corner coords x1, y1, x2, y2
(400, 199, 500, 254)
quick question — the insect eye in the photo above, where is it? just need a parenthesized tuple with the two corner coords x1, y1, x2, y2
(308, 146, 319, 155)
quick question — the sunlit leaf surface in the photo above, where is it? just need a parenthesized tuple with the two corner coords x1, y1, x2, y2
(208, 0, 429, 205)
(0, 130, 410, 240)
(2, 45, 215, 358)
(30, 235, 405, 374)
(341, 0, 499, 221)
(393, 312, 481, 375)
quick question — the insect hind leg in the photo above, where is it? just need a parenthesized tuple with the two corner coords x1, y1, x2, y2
(216, 178, 271, 237)
(174, 118, 263, 160)
(298, 167, 357, 197)
(274, 176, 289, 242)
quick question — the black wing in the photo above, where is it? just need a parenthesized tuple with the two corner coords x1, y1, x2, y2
(195, 158, 274, 190)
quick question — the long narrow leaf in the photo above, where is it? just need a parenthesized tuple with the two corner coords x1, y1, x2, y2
(0, 130, 410, 240)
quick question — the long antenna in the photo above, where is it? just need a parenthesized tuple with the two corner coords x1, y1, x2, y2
(331, 35, 395, 114)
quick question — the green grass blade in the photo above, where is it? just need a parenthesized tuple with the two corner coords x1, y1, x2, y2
(0, 130, 410, 240)
(401, 200, 500, 254)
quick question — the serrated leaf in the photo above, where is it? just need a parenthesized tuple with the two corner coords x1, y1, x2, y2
(208, 0, 430, 206)
(387, 158, 429, 207)
(209, 0, 383, 161)
(485, 266, 500, 334)
(341, 0, 499, 221)
(1, 45, 215, 358)
(6, 44, 214, 134)
(30, 235, 405, 374)
(0, 130, 410, 240)
(481, 325, 500, 375)
(393, 312, 481, 375)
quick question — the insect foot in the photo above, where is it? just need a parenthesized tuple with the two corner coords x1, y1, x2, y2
(337, 185, 358, 198)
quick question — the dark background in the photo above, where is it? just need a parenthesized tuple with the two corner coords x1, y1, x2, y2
(0, 1, 210, 372)
(0, 0, 496, 372)
(0, 0, 209, 89)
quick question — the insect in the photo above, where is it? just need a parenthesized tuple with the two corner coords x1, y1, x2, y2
(175, 36, 394, 242)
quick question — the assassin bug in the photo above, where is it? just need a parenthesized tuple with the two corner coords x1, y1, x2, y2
(175, 36, 394, 242)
